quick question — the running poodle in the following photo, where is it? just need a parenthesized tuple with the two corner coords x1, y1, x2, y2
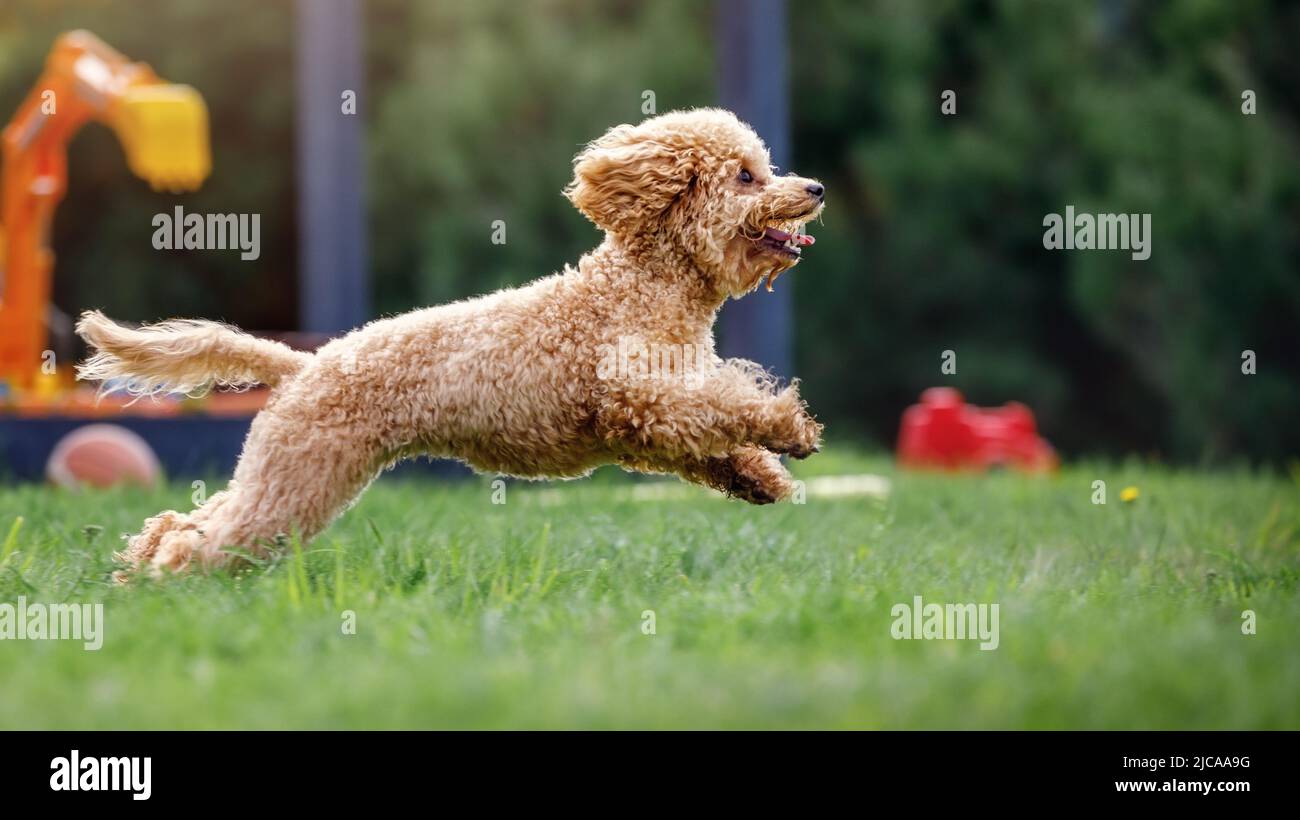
(77, 108, 825, 577)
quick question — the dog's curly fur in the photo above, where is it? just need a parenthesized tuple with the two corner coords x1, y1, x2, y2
(76, 108, 825, 577)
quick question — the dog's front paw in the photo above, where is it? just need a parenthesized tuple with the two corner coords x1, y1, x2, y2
(728, 467, 781, 504)
(764, 411, 823, 460)
(706, 446, 795, 504)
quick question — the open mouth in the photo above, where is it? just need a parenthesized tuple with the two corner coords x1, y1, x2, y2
(744, 208, 821, 291)
(758, 226, 816, 258)
(748, 220, 817, 292)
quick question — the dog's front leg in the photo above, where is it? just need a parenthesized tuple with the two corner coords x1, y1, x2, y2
(753, 382, 823, 460)
(598, 359, 823, 461)
(620, 445, 796, 504)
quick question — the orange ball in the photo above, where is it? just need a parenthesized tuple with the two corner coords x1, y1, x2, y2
(46, 424, 161, 489)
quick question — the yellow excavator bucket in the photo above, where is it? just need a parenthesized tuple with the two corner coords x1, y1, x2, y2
(110, 84, 212, 192)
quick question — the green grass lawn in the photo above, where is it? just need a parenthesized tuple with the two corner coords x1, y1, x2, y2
(0, 449, 1297, 729)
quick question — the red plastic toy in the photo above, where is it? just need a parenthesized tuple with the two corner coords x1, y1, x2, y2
(896, 387, 1057, 472)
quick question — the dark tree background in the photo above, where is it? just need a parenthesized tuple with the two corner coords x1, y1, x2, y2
(1, 0, 1296, 463)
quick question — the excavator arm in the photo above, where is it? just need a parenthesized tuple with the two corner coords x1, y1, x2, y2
(0, 30, 211, 391)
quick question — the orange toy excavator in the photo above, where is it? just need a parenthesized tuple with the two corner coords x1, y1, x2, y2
(0, 30, 211, 393)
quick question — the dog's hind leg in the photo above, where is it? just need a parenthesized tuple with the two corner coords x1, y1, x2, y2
(114, 485, 247, 578)
(118, 395, 387, 579)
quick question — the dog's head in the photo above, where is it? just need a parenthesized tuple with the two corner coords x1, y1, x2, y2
(565, 108, 824, 296)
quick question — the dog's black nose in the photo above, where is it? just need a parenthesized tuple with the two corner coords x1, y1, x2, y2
(806, 183, 825, 201)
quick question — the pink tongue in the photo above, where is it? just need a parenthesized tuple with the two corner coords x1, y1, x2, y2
(764, 227, 815, 245)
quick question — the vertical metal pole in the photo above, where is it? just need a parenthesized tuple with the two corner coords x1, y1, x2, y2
(296, 0, 369, 333)
(716, 0, 792, 378)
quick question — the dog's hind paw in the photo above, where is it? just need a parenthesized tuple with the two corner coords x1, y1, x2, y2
(114, 510, 204, 582)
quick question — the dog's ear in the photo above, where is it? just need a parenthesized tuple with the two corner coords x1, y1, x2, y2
(564, 124, 696, 234)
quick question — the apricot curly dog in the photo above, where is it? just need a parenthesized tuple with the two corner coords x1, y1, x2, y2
(76, 108, 825, 577)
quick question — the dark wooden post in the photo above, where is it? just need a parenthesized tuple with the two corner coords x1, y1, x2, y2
(295, 0, 369, 334)
(716, 0, 792, 378)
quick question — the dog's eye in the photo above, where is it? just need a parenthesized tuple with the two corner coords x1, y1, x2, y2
(739, 169, 754, 184)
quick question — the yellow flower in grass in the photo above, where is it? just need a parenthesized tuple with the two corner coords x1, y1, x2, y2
(1120, 486, 1140, 503)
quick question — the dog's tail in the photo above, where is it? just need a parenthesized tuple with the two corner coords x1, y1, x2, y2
(75, 310, 312, 396)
